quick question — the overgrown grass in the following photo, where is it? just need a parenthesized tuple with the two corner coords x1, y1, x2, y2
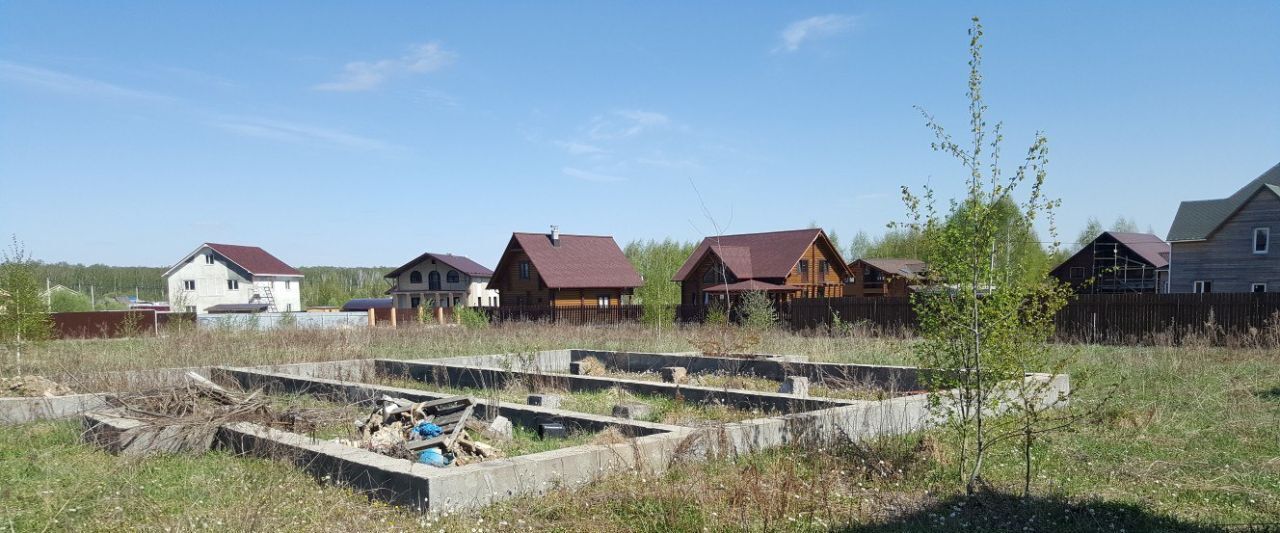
(1, 327, 1277, 530)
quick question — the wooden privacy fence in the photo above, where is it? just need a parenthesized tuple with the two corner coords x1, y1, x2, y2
(780, 293, 1280, 343)
(479, 305, 642, 325)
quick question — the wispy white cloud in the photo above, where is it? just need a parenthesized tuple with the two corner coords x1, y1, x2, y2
(775, 14, 856, 53)
(314, 42, 456, 92)
(0, 60, 175, 103)
(554, 140, 607, 156)
(213, 116, 396, 151)
(586, 109, 671, 140)
(563, 166, 627, 183)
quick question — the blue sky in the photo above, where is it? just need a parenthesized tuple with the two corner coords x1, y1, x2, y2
(1, 1, 1277, 269)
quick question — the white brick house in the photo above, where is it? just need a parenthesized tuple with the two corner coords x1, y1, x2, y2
(163, 243, 303, 313)
(385, 252, 496, 309)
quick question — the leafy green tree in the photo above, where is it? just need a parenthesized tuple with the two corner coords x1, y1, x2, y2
(847, 230, 872, 261)
(49, 290, 93, 312)
(0, 237, 53, 374)
(624, 239, 696, 324)
(899, 18, 1073, 496)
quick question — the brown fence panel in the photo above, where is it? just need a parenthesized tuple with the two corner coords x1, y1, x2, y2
(479, 305, 642, 325)
(50, 310, 156, 339)
(777, 293, 1280, 344)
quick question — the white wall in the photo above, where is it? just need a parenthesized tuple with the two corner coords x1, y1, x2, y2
(165, 247, 302, 312)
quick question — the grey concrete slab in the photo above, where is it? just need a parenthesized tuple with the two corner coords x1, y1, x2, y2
(0, 393, 111, 424)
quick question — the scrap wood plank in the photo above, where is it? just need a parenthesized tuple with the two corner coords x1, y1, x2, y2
(442, 404, 475, 452)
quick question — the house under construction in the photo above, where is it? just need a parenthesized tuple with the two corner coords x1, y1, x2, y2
(1051, 232, 1170, 294)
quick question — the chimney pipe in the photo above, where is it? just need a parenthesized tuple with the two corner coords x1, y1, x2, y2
(551, 225, 561, 246)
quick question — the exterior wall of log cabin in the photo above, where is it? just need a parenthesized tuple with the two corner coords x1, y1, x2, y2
(495, 249, 549, 306)
(784, 239, 846, 298)
(843, 262, 914, 298)
(1170, 190, 1280, 293)
(493, 250, 633, 307)
(680, 254, 736, 304)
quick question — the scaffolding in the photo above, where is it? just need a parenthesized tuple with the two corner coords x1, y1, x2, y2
(1090, 241, 1160, 293)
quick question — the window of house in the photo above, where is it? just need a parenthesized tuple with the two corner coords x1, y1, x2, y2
(799, 260, 809, 275)
(597, 295, 611, 308)
(205, 254, 215, 265)
(1252, 283, 1267, 293)
(519, 261, 531, 280)
(453, 297, 461, 306)
(1254, 228, 1270, 254)
(182, 280, 196, 291)
(185, 306, 196, 313)
(410, 296, 421, 308)
(819, 260, 829, 275)
(1193, 280, 1212, 294)
(446, 270, 460, 284)
(410, 271, 423, 284)
(286, 304, 293, 312)
(227, 279, 239, 290)
(284, 280, 291, 289)
(428, 271, 441, 290)
(1069, 267, 1085, 279)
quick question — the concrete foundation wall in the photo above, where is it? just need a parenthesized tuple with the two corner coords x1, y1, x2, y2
(0, 393, 111, 424)
(572, 349, 925, 391)
(376, 358, 857, 414)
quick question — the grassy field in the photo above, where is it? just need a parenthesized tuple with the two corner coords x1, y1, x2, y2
(1, 324, 1278, 531)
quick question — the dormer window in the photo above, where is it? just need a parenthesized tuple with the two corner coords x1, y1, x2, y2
(1254, 228, 1270, 254)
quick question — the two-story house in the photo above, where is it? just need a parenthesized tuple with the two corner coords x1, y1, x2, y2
(673, 228, 852, 305)
(488, 227, 642, 307)
(1050, 232, 1169, 294)
(163, 243, 303, 313)
(384, 252, 497, 309)
(1167, 162, 1280, 293)
(844, 258, 928, 298)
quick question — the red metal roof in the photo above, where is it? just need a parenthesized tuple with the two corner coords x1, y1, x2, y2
(1105, 232, 1170, 269)
(494, 233, 642, 289)
(673, 228, 849, 281)
(384, 252, 494, 279)
(205, 243, 302, 276)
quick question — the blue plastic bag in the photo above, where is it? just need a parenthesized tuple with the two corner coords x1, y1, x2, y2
(412, 422, 443, 439)
(418, 447, 451, 467)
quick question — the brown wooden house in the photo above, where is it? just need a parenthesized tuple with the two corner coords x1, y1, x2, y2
(672, 228, 852, 305)
(844, 258, 927, 298)
(1051, 232, 1169, 293)
(489, 228, 643, 307)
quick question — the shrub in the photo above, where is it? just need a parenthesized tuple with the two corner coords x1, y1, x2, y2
(454, 306, 490, 330)
(738, 291, 777, 331)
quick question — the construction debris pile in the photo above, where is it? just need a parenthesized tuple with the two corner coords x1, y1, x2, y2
(108, 371, 326, 433)
(342, 395, 511, 467)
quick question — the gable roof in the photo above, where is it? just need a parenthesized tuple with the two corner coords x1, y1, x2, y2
(163, 243, 302, 278)
(491, 232, 642, 289)
(672, 228, 850, 281)
(1167, 162, 1280, 242)
(384, 252, 494, 279)
(1051, 231, 1169, 275)
(857, 258, 929, 280)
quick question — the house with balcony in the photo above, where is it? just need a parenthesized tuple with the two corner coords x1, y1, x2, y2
(384, 252, 497, 309)
(163, 243, 303, 313)
(673, 228, 851, 305)
(843, 258, 927, 298)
